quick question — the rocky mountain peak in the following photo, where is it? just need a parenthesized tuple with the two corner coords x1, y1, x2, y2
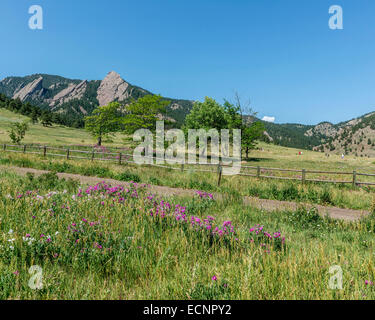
(96, 71, 130, 106)
(0, 72, 193, 126)
(305, 122, 337, 138)
(50, 80, 87, 108)
(13, 76, 44, 101)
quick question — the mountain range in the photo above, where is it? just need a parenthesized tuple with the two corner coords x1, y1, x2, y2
(262, 112, 375, 157)
(0, 71, 374, 156)
(0, 71, 193, 126)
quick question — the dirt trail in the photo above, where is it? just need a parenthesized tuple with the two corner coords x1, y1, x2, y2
(1, 165, 370, 222)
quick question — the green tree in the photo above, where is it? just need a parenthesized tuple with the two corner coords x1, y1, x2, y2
(30, 109, 39, 124)
(242, 121, 265, 159)
(8, 120, 29, 144)
(223, 93, 264, 159)
(184, 97, 228, 131)
(183, 97, 230, 158)
(40, 111, 53, 127)
(122, 94, 169, 134)
(84, 102, 122, 146)
(223, 100, 242, 130)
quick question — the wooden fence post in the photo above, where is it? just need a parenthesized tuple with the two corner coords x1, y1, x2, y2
(66, 149, 70, 160)
(118, 152, 122, 165)
(217, 164, 223, 187)
(91, 151, 95, 162)
(257, 166, 260, 178)
(353, 170, 357, 187)
(23, 145, 26, 153)
(181, 163, 184, 172)
(302, 169, 306, 184)
(43, 146, 47, 157)
(3, 144, 5, 151)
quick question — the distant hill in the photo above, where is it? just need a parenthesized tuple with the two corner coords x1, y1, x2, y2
(313, 112, 375, 157)
(0, 71, 194, 126)
(259, 112, 375, 156)
(261, 122, 324, 150)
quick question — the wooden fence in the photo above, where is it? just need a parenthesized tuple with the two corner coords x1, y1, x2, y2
(1, 143, 375, 187)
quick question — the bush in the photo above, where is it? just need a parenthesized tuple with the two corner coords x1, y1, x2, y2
(319, 187, 333, 205)
(190, 280, 231, 299)
(148, 176, 161, 185)
(81, 165, 113, 178)
(188, 179, 214, 191)
(286, 207, 325, 230)
(305, 187, 319, 203)
(116, 171, 141, 183)
(25, 171, 78, 192)
(281, 184, 299, 201)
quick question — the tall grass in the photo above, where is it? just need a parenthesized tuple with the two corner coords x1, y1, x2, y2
(0, 171, 375, 299)
(0, 152, 373, 210)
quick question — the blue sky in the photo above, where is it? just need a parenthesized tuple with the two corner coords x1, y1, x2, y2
(0, 0, 374, 125)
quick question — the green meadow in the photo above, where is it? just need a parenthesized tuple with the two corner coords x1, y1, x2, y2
(1, 107, 375, 299)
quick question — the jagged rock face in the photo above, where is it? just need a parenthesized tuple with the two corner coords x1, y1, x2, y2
(170, 103, 182, 110)
(13, 76, 44, 101)
(50, 80, 87, 108)
(0, 71, 194, 126)
(97, 71, 130, 106)
(305, 122, 337, 137)
(263, 131, 273, 142)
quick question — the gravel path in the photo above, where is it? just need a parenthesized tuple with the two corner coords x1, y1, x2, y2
(2, 165, 370, 222)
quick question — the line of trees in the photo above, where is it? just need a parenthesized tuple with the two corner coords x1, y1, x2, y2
(0, 93, 84, 128)
(84, 95, 169, 146)
(183, 95, 265, 159)
(84, 93, 265, 158)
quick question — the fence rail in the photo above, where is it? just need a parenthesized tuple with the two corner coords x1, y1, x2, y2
(1, 143, 375, 187)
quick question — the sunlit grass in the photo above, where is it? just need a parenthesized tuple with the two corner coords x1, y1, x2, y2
(0, 170, 375, 299)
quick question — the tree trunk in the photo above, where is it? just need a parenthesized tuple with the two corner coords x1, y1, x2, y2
(246, 147, 249, 160)
(97, 136, 102, 146)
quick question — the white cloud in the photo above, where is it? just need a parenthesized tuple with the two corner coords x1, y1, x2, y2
(262, 116, 275, 123)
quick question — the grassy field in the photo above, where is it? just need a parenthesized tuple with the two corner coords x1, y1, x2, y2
(0, 108, 129, 146)
(0, 150, 374, 211)
(1, 108, 375, 299)
(1, 107, 375, 211)
(1, 170, 375, 299)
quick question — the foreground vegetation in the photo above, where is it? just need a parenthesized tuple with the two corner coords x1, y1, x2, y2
(0, 170, 375, 299)
(0, 150, 374, 211)
(1, 102, 375, 299)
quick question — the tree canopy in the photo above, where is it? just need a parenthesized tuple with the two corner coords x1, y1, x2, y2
(8, 120, 29, 144)
(183, 96, 265, 159)
(122, 94, 169, 134)
(84, 102, 122, 146)
(184, 97, 229, 131)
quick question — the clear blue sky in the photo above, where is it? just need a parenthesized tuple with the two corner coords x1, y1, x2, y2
(0, 0, 374, 125)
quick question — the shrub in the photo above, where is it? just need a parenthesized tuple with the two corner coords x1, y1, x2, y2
(281, 184, 299, 201)
(286, 207, 325, 230)
(319, 187, 333, 205)
(190, 280, 231, 299)
(116, 171, 141, 183)
(188, 179, 214, 191)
